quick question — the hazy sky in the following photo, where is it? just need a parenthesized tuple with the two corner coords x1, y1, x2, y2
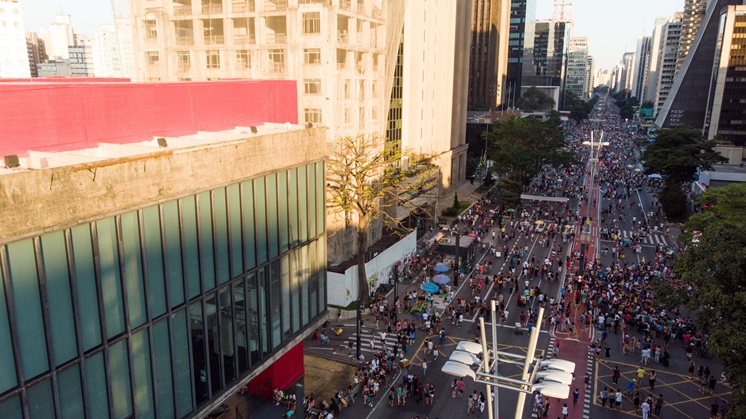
(536, 0, 685, 69)
(22, 0, 684, 70)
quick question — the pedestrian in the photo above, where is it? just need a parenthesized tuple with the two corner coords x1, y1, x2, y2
(654, 394, 663, 416)
(605, 344, 611, 358)
(562, 402, 569, 418)
(600, 387, 609, 408)
(615, 389, 623, 410)
(457, 378, 465, 397)
(573, 388, 579, 406)
(688, 361, 695, 379)
(648, 370, 657, 391)
(422, 360, 427, 377)
(641, 399, 651, 419)
(612, 366, 621, 385)
(708, 376, 717, 395)
(633, 392, 641, 414)
(710, 399, 719, 418)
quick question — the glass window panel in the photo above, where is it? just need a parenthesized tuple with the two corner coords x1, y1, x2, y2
(281, 256, 291, 339)
(143, 206, 166, 317)
(291, 251, 300, 333)
(180, 196, 201, 299)
(227, 184, 243, 278)
(0, 257, 18, 393)
(189, 302, 208, 405)
(0, 394, 22, 419)
(317, 239, 326, 309)
(163, 200, 185, 308)
(254, 178, 268, 265)
(172, 309, 193, 417)
(233, 278, 248, 374)
(269, 261, 281, 349)
(219, 286, 235, 383)
(288, 169, 299, 248)
(27, 379, 54, 419)
(316, 161, 325, 233)
(6, 239, 48, 379)
(240, 182, 257, 270)
(213, 188, 230, 285)
(205, 292, 220, 393)
(108, 339, 133, 418)
(58, 364, 85, 419)
(40, 231, 77, 365)
(278, 172, 290, 253)
(152, 320, 175, 419)
(266, 174, 279, 259)
(246, 273, 260, 365)
(307, 164, 317, 238)
(131, 329, 154, 419)
(198, 191, 216, 292)
(96, 217, 125, 338)
(70, 224, 102, 351)
(297, 166, 308, 244)
(121, 212, 147, 328)
(85, 351, 109, 419)
(257, 268, 270, 357)
(300, 246, 309, 326)
(309, 240, 318, 318)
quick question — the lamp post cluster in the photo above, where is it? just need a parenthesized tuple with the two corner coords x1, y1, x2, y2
(579, 130, 609, 273)
(442, 303, 575, 419)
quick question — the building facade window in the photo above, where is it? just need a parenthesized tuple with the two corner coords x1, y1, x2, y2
(303, 48, 320, 65)
(177, 51, 191, 72)
(302, 12, 321, 34)
(304, 108, 322, 124)
(206, 50, 220, 69)
(146, 51, 159, 66)
(236, 50, 251, 69)
(304, 79, 321, 94)
(0, 164, 327, 419)
(268, 49, 285, 73)
(145, 20, 157, 39)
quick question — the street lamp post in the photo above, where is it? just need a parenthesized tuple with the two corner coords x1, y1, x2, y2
(454, 228, 461, 287)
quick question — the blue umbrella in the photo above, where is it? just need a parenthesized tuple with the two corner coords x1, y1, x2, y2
(432, 274, 451, 285)
(421, 282, 439, 294)
(434, 263, 450, 273)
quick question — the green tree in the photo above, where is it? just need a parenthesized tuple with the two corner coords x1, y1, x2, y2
(670, 183, 746, 418)
(643, 126, 726, 185)
(483, 116, 572, 186)
(657, 183, 688, 220)
(517, 86, 556, 112)
(327, 135, 437, 307)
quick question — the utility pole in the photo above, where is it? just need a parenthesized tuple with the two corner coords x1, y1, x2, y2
(454, 229, 461, 287)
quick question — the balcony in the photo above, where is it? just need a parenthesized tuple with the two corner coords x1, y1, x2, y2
(204, 35, 225, 45)
(231, 1, 254, 12)
(337, 62, 346, 70)
(234, 34, 255, 45)
(372, 6, 382, 19)
(265, 0, 288, 12)
(337, 32, 349, 44)
(178, 64, 191, 73)
(266, 33, 287, 44)
(339, 0, 351, 11)
(268, 62, 285, 74)
(356, 3, 364, 14)
(202, 3, 223, 14)
(176, 36, 194, 46)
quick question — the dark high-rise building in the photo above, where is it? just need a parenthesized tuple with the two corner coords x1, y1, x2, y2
(26, 32, 47, 77)
(505, 0, 536, 108)
(656, 0, 743, 133)
(468, 0, 511, 110)
(521, 19, 571, 89)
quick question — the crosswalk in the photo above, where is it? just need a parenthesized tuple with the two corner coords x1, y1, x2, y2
(333, 325, 411, 357)
(600, 229, 668, 246)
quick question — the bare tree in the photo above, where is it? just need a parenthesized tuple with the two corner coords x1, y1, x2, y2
(327, 134, 438, 308)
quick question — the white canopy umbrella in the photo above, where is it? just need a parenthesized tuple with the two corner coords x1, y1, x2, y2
(441, 361, 476, 381)
(532, 381, 570, 399)
(535, 370, 573, 385)
(539, 359, 576, 373)
(449, 350, 482, 366)
(456, 341, 483, 355)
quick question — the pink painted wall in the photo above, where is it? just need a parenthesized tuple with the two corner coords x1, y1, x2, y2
(0, 79, 298, 157)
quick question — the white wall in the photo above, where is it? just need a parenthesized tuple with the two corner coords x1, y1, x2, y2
(327, 231, 417, 307)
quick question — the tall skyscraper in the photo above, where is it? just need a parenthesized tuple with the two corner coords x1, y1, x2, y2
(644, 17, 670, 104)
(467, 0, 511, 110)
(505, 0, 536, 109)
(585, 55, 594, 96)
(656, 0, 743, 132)
(652, 14, 683, 115)
(47, 12, 75, 60)
(0, 0, 31, 78)
(26, 32, 47, 77)
(521, 19, 571, 89)
(630, 36, 651, 100)
(621, 51, 635, 93)
(706, 3, 746, 145)
(68, 34, 94, 77)
(93, 19, 135, 78)
(677, 0, 708, 74)
(130, 0, 405, 144)
(565, 37, 589, 99)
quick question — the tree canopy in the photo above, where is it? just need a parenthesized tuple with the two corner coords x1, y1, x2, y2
(517, 86, 556, 112)
(642, 126, 726, 185)
(327, 135, 437, 304)
(561, 90, 594, 122)
(482, 116, 572, 186)
(667, 183, 746, 418)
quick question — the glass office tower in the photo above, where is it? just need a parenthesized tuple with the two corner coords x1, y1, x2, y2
(0, 162, 327, 419)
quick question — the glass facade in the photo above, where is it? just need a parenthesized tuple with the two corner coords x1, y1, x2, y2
(0, 161, 327, 419)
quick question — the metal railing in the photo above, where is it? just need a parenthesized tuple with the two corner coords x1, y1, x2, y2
(265, 33, 287, 44)
(204, 35, 225, 45)
(234, 34, 255, 44)
(202, 3, 223, 14)
(175, 36, 194, 46)
(264, 0, 288, 11)
(231, 1, 254, 12)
